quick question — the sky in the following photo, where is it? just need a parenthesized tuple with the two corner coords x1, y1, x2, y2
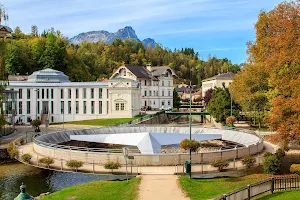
(1, 0, 283, 64)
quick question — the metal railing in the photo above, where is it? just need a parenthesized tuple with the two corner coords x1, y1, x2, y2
(214, 176, 300, 200)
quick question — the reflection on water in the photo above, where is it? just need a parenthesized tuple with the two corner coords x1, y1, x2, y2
(0, 163, 126, 200)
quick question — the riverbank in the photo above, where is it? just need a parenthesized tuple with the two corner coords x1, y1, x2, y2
(40, 177, 141, 200)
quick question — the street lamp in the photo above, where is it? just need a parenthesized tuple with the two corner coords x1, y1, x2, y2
(189, 81, 192, 179)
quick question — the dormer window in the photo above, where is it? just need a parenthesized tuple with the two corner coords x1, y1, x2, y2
(123, 69, 126, 76)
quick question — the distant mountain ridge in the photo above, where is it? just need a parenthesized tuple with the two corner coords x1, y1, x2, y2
(69, 26, 157, 48)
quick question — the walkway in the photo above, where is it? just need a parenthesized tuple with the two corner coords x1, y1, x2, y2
(138, 175, 189, 200)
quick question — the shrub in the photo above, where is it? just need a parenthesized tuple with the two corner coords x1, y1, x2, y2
(39, 157, 54, 168)
(7, 142, 14, 152)
(9, 149, 19, 159)
(66, 160, 83, 171)
(14, 140, 20, 146)
(226, 116, 237, 126)
(18, 137, 25, 145)
(263, 155, 281, 174)
(290, 164, 300, 175)
(32, 119, 42, 132)
(242, 156, 257, 168)
(104, 161, 121, 173)
(180, 139, 200, 152)
(21, 153, 32, 163)
(275, 148, 285, 158)
(211, 159, 229, 172)
(264, 152, 273, 157)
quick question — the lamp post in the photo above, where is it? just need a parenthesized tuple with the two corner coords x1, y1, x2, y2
(189, 81, 192, 179)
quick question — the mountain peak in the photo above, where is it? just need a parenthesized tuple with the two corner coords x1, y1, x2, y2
(69, 26, 156, 48)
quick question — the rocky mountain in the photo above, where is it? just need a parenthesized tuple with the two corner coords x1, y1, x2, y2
(69, 26, 157, 48)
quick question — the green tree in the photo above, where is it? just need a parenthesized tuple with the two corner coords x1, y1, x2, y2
(207, 85, 240, 123)
(173, 89, 181, 109)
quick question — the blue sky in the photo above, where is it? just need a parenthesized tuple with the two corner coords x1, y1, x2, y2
(2, 0, 283, 64)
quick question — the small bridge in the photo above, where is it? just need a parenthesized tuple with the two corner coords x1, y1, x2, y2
(179, 105, 204, 109)
(166, 111, 210, 116)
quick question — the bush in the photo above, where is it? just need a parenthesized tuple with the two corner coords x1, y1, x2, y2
(263, 155, 281, 174)
(226, 116, 237, 126)
(211, 159, 229, 172)
(9, 149, 19, 159)
(275, 148, 285, 158)
(242, 156, 257, 168)
(66, 160, 83, 171)
(104, 161, 121, 173)
(180, 139, 200, 152)
(264, 152, 273, 157)
(290, 164, 300, 175)
(32, 119, 42, 132)
(39, 157, 54, 168)
(7, 142, 14, 152)
(18, 137, 25, 145)
(21, 153, 32, 163)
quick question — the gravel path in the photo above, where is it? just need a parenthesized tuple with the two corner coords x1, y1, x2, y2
(138, 175, 189, 200)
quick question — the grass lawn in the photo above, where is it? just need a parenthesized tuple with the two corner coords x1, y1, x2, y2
(179, 174, 272, 200)
(64, 115, 143, 126)
(41, 178, 141, 200)
(254, 190, 300, 199)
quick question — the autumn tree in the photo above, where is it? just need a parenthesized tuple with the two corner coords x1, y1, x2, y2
(244, 1, 300, 143)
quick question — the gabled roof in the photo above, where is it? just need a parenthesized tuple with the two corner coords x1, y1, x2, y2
(125, 65, 152, 79)
(151, 66, 177, 77)
(202, 72, 235, 82)
(70, 132, 222, 154)
(0, 25, 13, 33)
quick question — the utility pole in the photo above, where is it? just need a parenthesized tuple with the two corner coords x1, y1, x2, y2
(189, 81, 192, 179)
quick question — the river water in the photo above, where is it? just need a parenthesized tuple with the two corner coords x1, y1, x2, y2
(0, 163, 127, 200)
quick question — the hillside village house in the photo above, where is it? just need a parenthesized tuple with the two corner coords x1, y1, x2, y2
(202, 72, 235, 97)
(0, 25, 12, 39)
(110, 64, 177, 110)
(3, 68, 141, 124)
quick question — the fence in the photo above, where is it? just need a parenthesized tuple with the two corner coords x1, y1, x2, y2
(214, 176, 300, 200)
(0, 125, 15, 138)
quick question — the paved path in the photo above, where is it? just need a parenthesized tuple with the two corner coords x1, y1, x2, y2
(138, 175, 189, 200)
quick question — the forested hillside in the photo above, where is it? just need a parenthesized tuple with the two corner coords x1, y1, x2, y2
(3, 27, 240, 85)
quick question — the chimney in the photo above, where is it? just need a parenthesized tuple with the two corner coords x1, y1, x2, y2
(146, 64, 152, 72)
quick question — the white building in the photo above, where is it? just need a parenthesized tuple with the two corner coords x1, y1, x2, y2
(3, 68, 141, 124)
(202, 72, 235, 97)
(111, 64, 177, 110)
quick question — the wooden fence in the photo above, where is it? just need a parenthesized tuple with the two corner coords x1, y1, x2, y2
(215, 176, 300, 200)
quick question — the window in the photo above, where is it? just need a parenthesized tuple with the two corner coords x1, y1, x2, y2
(116, 103, 120, 111)
(61, 89, 64, 99)
(168, 90, 171, 96)
(68, 89, 71, 99)
(51, 116, 54, 123)
(76, 89, 79, 99)
(68, 101, 71, 114)
(91, 101, 94, 114)
(19, 101, 22, 114)
(27, 89, 30, 99)
(46, 89, 49, 99)
(99, 101, 102, 114)
(61, 101, 64, 114)
(106, 89, 109, 98)
(107, 101, 109, 114)
(51, 101, 54, 114)
(153, 101, 156, 105)
(149, 91, 152, 96)
(121, 103, 125, 110)
(50, 89, 54, 99)
(76, 101, 79, 114)
(99, 88, 102, 98)
(37, 101, 40, 114)
(153, 90, 155, 96)
(27, 101, 30, 114)
(83, 88, 86, 99)
(91, 88, 94, 98)
(123, 70, 126, 76)
(144, 80, 147, 86)
(42, 89, 44, 99)
(83, 101, 87, 114)
(19, 89, 22, 99)
(144, 90, 147, 96)
(162, 81, 164, 86)
(37, 89, 40, 99)
(168, 101, 171, 106)
(156, 91, 159, 96)
(168, 81, 170, 86)
(162, 101, 165, 106)
(162, 90, 164, 96)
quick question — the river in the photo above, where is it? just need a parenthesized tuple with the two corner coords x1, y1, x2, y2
(0, 163, 127, 200)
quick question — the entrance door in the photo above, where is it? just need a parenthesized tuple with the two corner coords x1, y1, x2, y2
(42, 101, 49, 114)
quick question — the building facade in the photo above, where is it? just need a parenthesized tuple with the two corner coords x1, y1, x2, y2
(4, 68, 141, 124)
(111, 64, 177, 110)
(202, 72, 235, 97)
